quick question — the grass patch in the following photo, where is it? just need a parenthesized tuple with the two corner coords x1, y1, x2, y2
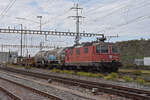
(122, 76, 133, 82)
(136, 77, 150, 86)
(76, 72, 90, 77)
(147, 72, 150, 76)
(8, 64, 35, 69)
(63, 70, 76, 74)
(8, 64, 24, 68)
(136, 77, 146, 85)
(52, 69, 75, 74)
(144, 82, 150, 87)
(76, 72, 104, 78)
(104, 72, 119, 80)
(93, 73, 104, 78)
(52, 68, 63, 73)
(133, 70, 142, 75)
(24, 66, 32, 69)
(119, 69, 150, 75)
(122, 64, 150, 70)
(52, 69, 104, 78)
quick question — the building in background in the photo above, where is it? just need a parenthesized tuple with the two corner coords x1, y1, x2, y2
(144, 57, 150, 66)
(134, 59, 144, 66)
(0, 51, 18, 64)
(134, 57, 150, 66)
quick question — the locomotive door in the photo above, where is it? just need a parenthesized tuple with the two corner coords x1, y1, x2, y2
(65, 50, 70, 63)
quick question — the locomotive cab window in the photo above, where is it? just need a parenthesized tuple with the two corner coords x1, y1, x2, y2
(96, 45, 101, 53)
(76, 48, 80, 55)
(84, 48, 88, 54)
(96, 45, 108, 53)
(112, 46, 119, 53)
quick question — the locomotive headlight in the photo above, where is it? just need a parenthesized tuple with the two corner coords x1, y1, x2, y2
(109, 55, 112, 59)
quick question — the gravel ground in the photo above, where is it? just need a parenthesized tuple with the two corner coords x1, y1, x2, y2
(0, 78, 51, 100)
(0, 70, 109, 100)
(0, 90, 12, 100)
(0, 70, 98, 100)
(8, 66, 150, 91)
(0, 67, 131, 100)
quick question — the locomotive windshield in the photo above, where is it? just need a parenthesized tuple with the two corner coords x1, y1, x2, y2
(70, 49, 73, 55)
(112, 46, 120, 53)
(96, 45, 108, 53)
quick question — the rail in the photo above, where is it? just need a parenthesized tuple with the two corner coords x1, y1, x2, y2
(0, 70, 62, 100)
(0, 67, 150, 100)
(0, 86, 21, 100)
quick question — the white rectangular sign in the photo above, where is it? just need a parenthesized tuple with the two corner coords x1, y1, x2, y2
(144, 57, 150, 66)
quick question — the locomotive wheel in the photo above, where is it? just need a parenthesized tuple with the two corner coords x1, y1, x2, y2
(113, 67, 118, 72)
(89, 67, 92, 72)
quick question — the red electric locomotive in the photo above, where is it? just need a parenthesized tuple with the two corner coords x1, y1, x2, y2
(19, 41, 122, 73)
(65, 42, 122, 72)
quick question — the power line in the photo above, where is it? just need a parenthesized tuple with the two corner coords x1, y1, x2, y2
(0, 0, 14, 17)
(86, 0, 147, 15)
(39, 0, 73, 26)
(97, 13, 150, 33)
(85, 0, 123, 15)
(42, 9, 71, 26)
(83, 0, 150, 33)
(118, 14, 150, 27)
(82, 1, 130, 26)
(0, 0, 17, 18)
(16, 17, 39, 24)
(85, 0, 150, 24)
(29, 9, 72, 31)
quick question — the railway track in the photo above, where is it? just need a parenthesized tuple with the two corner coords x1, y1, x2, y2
(0, 67, 150, 100)
(0, 86, 21, 100)
(0, 71, 62, 100)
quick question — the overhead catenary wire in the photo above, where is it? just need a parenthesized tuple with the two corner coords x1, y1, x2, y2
(85, 0, 123, 15)
(0, 0, 17, 18)
(16, 17, 39, 24)
(0, 0, 14, 17)
(86, 0, 148, 16)
(82, 0, 150, 34)
(96, 12, 150, 34)
(30, 9, 72, 30)
(84, 0, 150, 25)
(81, 1, 132, 26)
(42, 9, 72, 26)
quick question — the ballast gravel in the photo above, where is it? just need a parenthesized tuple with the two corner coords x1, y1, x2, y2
(0, 78, 50, 100)
(0, 71, 94, 100)
(0, 90, 12, 100)
(10, 66, 150, 91)
(1, 66, 148, 100)
(0, 70, 110, 100)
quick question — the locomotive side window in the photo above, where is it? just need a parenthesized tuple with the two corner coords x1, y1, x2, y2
(84, 48, 88, 54)
(96, 45, 101, 53)
(101, 45, 108, 53)
(96, 45, 108, 53)
(76, 48, 80, 55)
(112, 46, 119, 53)
(70, 49, 73, 55)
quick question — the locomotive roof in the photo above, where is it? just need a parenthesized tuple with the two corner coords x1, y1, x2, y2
(67, 41, 115, 49)
(34, 42, 116, 55)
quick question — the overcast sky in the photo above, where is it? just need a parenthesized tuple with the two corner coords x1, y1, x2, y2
(0, 0, 150, 56)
